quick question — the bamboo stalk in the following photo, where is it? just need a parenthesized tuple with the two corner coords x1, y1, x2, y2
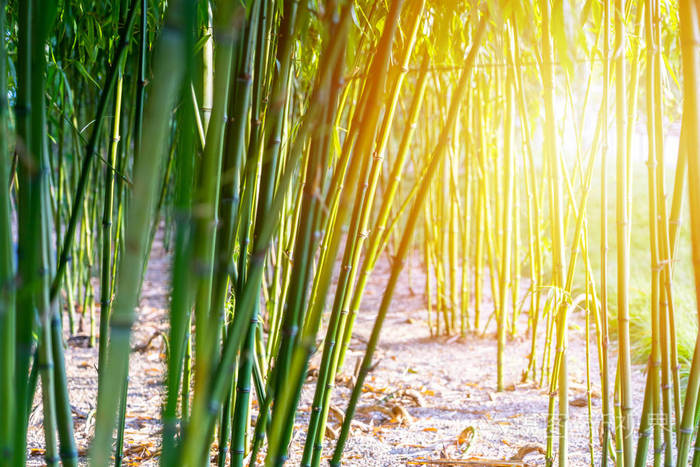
(160, 36, 198, 467)
(540, 0, 568, 464)
(676, 2, 700, 465)
(331, 15, 488, 464)
(614, 0, 634, 462)
(634, 3, 662, 462)
(49, 0, 141, 305)
(12, 3, 36, 461)
(97, 73, 123, 389)
(0, 0, 15, 463)
(90, 0, 192, 462)
(264, 3, 401, 462)
(211, 3, 262, 464)
(599, 0, 613, 463)
(305, 7, 425, 462)
(181, 8, 352, 464)
(496, 23, 516, 392)
(336, 52, 430, 372)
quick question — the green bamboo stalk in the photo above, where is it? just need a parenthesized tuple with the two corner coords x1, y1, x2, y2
(305, 7, 425, 462)
(201, 3, 213, 132)
(473, 102, 485, 331)
(514, 22, 543, 379)
(97, 73, 123, 389)
(0, 0, 16, 463)
(448, 134, 459, 333)
(12, 3, 36, 462)
(14, 2, 67, 463)
(336, 52, 430, 371)
(434, 156, 449, 334)
(424, 201, 434, 334)
(113, 376, 128, 467)
(37, 139, 58, 465)
(226, 0, 276, 455)
(266, 1, 402, 457)
(539, 0, 568, 464)
(497, 24, 515, 392)
(599, 0, 613, 462)
(635, 4, 662, 462)
(32, 2, 62, 464)
(217, 0, 284, 462)
(510, 139, 520, 337)
(221, 3, 267, 465)
(674, 136, 695, 457)
(187, 8, 241, 439)
(624, 4, 643, 237)
(461, 91, 473, 335)
(651, 6, 674, 460)
(649, 0, 681, 442)
(45, 118, 78, 467)
(160, 43, 198, 467)
(133, 0, 148, 159)
(544, 107, 600, 467)
(90, 0, 192, 462)
(180, 7, 350, 463)
(614, 0, 634, 462)
(277, 82, 336, 467)
(49, 0, 141, 305)
(476, 77, 501, 338)
(176, 6, 246, 465)
(236, 6, 301, 436)
(331, 16, 487, 463)
(584, 267, 596, 466)
(182, 320, 193, 416)
(676, 4, 700, 465)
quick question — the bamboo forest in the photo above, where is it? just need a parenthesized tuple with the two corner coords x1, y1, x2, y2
(5, 0, 700, 465)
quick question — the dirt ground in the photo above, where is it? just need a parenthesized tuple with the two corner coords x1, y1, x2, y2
(27, 231, 648, 466)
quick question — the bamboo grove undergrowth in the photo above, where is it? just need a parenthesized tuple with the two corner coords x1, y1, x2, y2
(3, 0, 700, 466)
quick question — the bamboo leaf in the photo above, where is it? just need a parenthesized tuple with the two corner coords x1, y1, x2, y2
(70, 60, 101, 90)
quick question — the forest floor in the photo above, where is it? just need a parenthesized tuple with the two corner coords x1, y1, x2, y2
(27, 229, 648, 466)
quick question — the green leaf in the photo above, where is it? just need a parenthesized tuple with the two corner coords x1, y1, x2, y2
(71, 60, 101, 90)
(193, 33, 212, 54)
(662, 53, 681, 91)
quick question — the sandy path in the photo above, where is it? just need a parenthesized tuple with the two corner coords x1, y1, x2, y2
(289, 252, 647, 466)
(27, 232, 647, 466)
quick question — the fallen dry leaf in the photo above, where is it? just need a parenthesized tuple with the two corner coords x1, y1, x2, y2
(509, 443, 546, 462)
(391, 404, 413, 426)
(569, 396, 588, 407)
(456, 426, 476, 455)
(325, 425, 339, 440)
(400, 388, 427, 407)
